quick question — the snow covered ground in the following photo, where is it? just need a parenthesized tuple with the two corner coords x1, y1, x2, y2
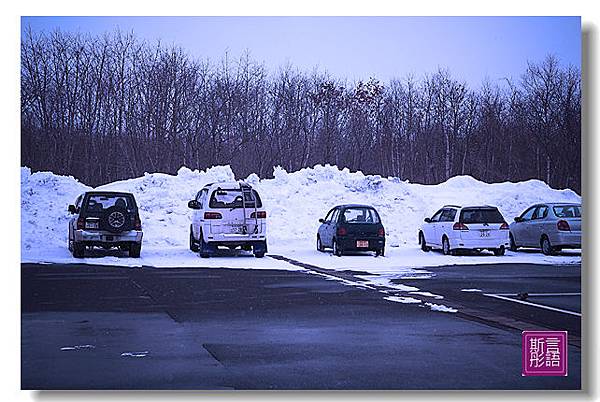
(21, 164, 581, 274)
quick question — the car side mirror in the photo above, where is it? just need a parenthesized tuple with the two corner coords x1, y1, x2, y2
(319, 218, 325, 223)
(68, 205, 77, 214)
(514, 217, 523, 223)
(188, 200, 200, 210)
(424, 217, 431, 223)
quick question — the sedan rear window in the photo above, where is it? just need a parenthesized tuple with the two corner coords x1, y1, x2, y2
(460, 208, 505, 224)
(209, 189, 262, 209)
(341, 207, 380, 224)
(553, 205, 581, 218)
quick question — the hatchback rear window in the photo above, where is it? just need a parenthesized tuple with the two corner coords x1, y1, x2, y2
(553, 205, 581, 218)
(460, 208, 505, 224)
(341, 207, 380, 224)
(83, 194, 135, 212)
(209, 189, 262, 209)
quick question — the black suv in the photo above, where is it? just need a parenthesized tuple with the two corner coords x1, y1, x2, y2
(317, 204, 385, 256)
(67, 191, 143, 258)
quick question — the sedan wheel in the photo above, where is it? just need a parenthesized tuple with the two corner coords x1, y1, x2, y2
(541, 236, 554, 256)
(509, 233, 518, 252)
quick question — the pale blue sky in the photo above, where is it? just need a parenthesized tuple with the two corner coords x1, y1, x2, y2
(21, 16, 581, 87)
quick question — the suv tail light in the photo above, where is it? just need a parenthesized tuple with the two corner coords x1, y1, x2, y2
(134, 217, 142, 230)
(251, 211, 267, 219)
(453, 222, 469, 231)
(557, 220, 571, 231)
(499, 222, 509, 230)
(204, 212, 222, 220)
(378, 227, 385, 237)
(337, 227, 348, 236)
(76, 217, 85, 230)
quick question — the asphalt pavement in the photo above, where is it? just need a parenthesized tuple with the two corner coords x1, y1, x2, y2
(21, 260, 581, 390)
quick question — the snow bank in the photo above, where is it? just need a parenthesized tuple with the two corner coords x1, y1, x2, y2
(21, 164, 581, 265)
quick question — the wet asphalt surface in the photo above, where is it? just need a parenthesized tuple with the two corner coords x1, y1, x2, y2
(21, 259, 581, 390)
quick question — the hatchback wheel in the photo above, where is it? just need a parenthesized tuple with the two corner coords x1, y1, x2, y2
(199, 229, 210, 258)
(317, 236, 325, 252)
(333, 239, 343, 257)
(419, 232, 431, 252)
(442, 237, 451, 256)
(541, 236, 555, 256)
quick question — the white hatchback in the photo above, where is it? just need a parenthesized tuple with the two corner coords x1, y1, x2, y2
(188, 182, 267, 258)
(418, 205, 510, 256)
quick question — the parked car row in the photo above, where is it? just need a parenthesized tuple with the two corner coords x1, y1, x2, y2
(66, 184, 581, 259)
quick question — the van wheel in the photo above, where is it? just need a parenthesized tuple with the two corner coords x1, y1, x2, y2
(129, 243, 141, 258)
(317, 236, 325, 252)
(541, 236, 555, 256)
(419, 232, 431, 252)
(442, 237, 452, 256)
(189, 225, 199, 252)
(493, 246, 505, 256)
(199, 229, 210, 258)
(72, 242, 85, 258)
(333, 239, 343, 257)
(509, 233, 518, 252)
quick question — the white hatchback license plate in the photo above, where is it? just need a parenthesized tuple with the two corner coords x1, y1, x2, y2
(86, 222, 99, 229)
(480, 230, 491, 237)
(356, 240, 369, 248)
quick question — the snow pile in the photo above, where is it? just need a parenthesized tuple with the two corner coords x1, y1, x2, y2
(21, 164, 581, 265)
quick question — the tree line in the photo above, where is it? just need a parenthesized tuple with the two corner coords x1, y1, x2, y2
(21, 29, 581, 192)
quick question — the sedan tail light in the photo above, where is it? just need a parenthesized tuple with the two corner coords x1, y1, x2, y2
(337, 227, 348, 236)
(557, 220, 571, 231)
(499, 222, 509, 230)
(250, 211, 267, 219)
(204, 212, 222, 220)
(453, 222, 469, 231)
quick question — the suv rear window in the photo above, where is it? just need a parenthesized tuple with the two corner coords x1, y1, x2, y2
(460, 208, 505, 224)
(553, 205, 581, 218)
(209, 189, 262, 209)
(341, 207, 380, 224)
(83, 194, 136, 213)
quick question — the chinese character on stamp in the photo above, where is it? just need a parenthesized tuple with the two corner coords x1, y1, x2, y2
(522, 331, 568, 376)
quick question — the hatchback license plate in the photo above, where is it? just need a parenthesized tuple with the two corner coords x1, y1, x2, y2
(356, 240, 369, 248)
(480, 230, 491, 237)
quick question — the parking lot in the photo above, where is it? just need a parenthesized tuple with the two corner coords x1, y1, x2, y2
(21, 257, 581, 390)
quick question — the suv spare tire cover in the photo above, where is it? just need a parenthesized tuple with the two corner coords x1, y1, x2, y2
(101, 206, 132, 233)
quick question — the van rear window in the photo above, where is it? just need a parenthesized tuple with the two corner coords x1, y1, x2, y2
(209, 189, 262, 209)
(460, 208, 505, 224)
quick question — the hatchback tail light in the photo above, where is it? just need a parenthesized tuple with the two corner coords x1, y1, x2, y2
(204, 212, 222, 220)
(453, 222, 469, 231)
(557, 220, 571, 231)
(337, 227, 348, 236)
(378, 227, 385, 237)
(251, 211, 267, 219)
(76, 217, 85, 230)
(499, 222, 509, 230)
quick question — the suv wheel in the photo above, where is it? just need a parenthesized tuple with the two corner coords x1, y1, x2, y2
(317, 236, 325, 252)
(333, 239, 343, 257)
(189, 225, 199, 252)
(72, 242, 85, 258)
(129, 243, 141, 258)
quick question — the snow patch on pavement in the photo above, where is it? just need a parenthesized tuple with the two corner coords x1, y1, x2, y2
(425, 303, 458, 313)
(384, 296, 422, 304)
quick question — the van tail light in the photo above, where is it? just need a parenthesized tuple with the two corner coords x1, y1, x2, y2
(453, 222, 469, 231)
(76, 217, 85, 230)
(499, 222, 509, 230)
(134, 217, 142, 230)
(557, 220, 571, 231)
(204, 212, 222, 220)
(251, 211, 267, 219)
(378, 227, 385, 237)
(337, 227, 347, 236)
